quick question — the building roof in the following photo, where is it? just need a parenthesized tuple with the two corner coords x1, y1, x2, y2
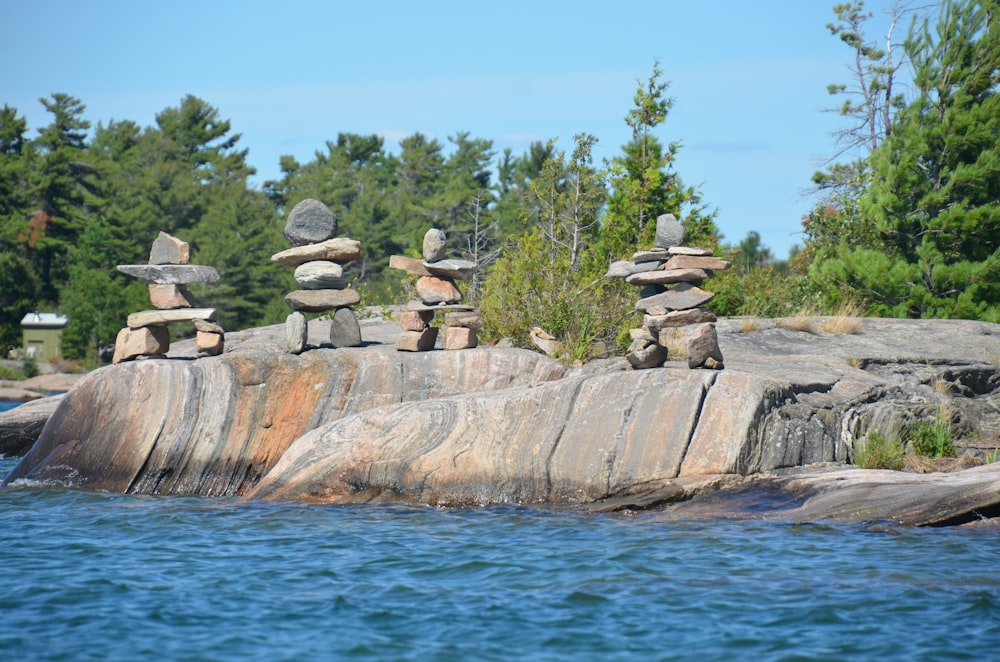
(21, 311, 69, 327)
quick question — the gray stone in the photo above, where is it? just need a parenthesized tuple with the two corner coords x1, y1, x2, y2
(625, 337, 667, 369)
(635, 282, 715, 312)
(127, 308, 217, 328)
(645, 308, 718, 333)
(626, 268, 710, 286)
(284, 289, 361, 313)
(424, 259, 475, 281)
(606, 260, 662, 279)
(444, 311, 482, 329)
(631, 248, 670, 262)
(686, 323, 724, 369)
(404, 301, 475, 313)
(149, 232, 190, 265)
(285, 199, 337, 247)
(117, 264, 220, 284)
(655, 213, 685, 248)
(668, 246, 714, 256)
(329, 308, 362, 348)
(294, 261, 347, 290)
(284, 311, 307, 354)
(423, 228, 447, 262)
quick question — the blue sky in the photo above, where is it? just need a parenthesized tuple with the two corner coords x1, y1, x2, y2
(2, 0, 912, 258)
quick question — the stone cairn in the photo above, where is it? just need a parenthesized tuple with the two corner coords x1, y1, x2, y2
(606, 213, 731, 370)
(113, 232, 224, 363)
(270, 199, 363, 354)
(388, 228, 481, 351)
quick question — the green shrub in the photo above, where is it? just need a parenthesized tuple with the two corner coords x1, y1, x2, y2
(0, 365, 26, 381)
(907, 418, 956, 458)
(479, 229, 632, 361)
(22, 356, 39, 379)
(853, 432, 905, 470)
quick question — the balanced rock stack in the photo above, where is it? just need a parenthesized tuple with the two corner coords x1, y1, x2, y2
(389, 228, 481, 352)
(113, 232, 224, 363)
(270, 199, 363, 354)
(606, 213, 730, 370)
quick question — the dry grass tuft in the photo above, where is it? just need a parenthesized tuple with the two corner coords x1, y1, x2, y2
(739, 317, 760, 333)
(775, 316, 816, 334)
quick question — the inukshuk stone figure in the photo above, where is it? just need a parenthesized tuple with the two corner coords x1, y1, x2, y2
(606, 213, 731, 369)
(270, 199, 363, 354)
(113, 231, 224, 363)
(388, 228, 481, 351)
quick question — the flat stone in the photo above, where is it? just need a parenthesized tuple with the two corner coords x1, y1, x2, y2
(112, 326, 170, 363)
(629, 326, 656, 342)
(404, 301, 475, 313)
(271, 238, 361, 267)
(193, 319, 225, 334)
(127, 308, 217, 328)
(284, 311, 307, 354)
(117, 264, 220, 284)
(668, 246, 714, 256)
(399, 310, 433, 332)
(423, 228, 447, 262)
(635, 282, 715, 312)
(444, 311, 482, 329)
(196, 330, 224, 356)
(664, 255, 732, 271)
(631, 248, 669, 262)
(646, 308, 718, 333)
(530, 327, 562, 358)
(294, 261, 346, 290)
(626, 268, 710, 286)
(444, 326, 477, 350)
(424, 259, 475, 281)
(329, 308, 362, 348)
(415, 276, 462, 305)
(395, 327, 438, 352)
(149, 232, 190, 265)
(285, 199, 337, 246)
(389, 255, 433, 277)
(606, 260, 663, 279)
(655, 213, 685, 248)
(148, 283, 197, 309)
(284, 289, 361, 313)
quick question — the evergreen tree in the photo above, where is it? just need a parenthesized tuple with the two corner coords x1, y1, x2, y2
(600, 62, 718, 262)
(812, 0, 1000, 320)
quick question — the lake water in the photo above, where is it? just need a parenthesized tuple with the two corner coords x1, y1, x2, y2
(2, 440, 1000, 659)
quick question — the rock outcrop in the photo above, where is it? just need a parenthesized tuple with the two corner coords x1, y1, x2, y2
(3, 316, 999, 526)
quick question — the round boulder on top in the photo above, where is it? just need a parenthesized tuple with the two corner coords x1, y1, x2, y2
(423, 228, 447, 262)
(285, 199, 337, 246)
(655, 213, 685, 249)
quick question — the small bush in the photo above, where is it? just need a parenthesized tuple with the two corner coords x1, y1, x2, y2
(853, 432, 905, 470)
(22, 356, 39, 379)
(0, 365, 26, 381)
(907, 418, 956, 458)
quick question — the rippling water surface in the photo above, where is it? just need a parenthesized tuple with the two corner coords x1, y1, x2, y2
(1, 455, 999, 661)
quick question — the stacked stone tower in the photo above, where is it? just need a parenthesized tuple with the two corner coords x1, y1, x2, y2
(389, 228, 481, 351)
(270, 199, 363, 354)
(113, 232, 224, 363)
(607, 213, 731, 369)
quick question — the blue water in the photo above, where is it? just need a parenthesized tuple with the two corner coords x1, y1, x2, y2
(2, 459, 1000, 661)
(0, 401, 19, 413)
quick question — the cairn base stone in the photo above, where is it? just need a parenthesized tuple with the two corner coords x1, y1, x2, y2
(625, 338, 668, 370)
(329, 308, 362, 348)
(113, 326, 170, 364)
(196, 330, 224, 356)
(687, 323, 724, 369)
(284, 311, 308, 354)
(396, 327, 439, 352)
(444, 326, 477, 350)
